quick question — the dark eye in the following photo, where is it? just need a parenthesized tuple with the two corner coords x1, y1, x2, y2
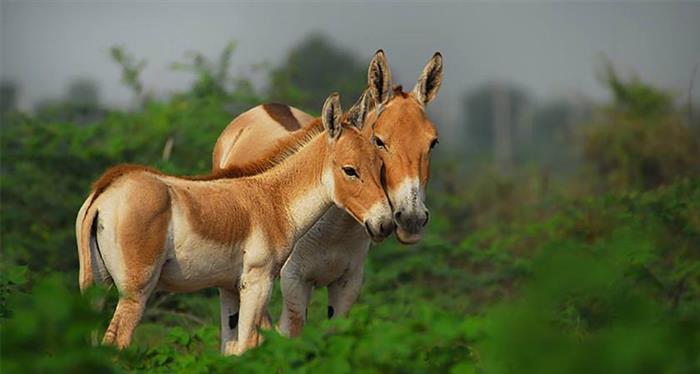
(430, 138, 439, 149)
(374, 136, 386, 149)
(342, 166, 359, 178)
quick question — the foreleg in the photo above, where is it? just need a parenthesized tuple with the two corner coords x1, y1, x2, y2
(228, 265, 274, 356)
(278, 262, 313, 337)
(327, 265, 364, 319)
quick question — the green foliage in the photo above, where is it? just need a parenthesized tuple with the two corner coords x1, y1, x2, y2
(0, 265, 28, 318)
(110, 46, 147, 96)
(0, 45, 264, 273)
(583, 64, 700, 190)
(0, 274, 117, 373)
(600, 61, 673, 118)
(267, 33, 367, 112)
(2, 41, 699, 372)
(472, 180, 700, 372)
(171, 41, 238, 99)
(3, 179, 698, 372)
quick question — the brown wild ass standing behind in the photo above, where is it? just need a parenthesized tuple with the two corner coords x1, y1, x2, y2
(212, 50, 443, 337)
(76, 93, 392, 355)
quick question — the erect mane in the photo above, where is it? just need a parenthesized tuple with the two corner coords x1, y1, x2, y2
(392, 85, 409, 98)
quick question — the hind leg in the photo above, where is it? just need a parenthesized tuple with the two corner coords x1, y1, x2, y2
(102, 263, 162, 349)
(96, 179, 171, 349)
(219, 288, 239, 354)
(102, 293, 151, 348)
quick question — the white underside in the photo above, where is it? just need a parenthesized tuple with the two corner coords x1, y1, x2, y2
(284, 206, 369, 286)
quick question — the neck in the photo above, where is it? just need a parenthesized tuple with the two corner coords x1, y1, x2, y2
(252, 134, 334, 241)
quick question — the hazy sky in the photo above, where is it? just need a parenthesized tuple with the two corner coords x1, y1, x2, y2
(2, 1, 700, 129)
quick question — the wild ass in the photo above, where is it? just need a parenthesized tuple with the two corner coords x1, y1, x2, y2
(76, 93, 393, 355)
(212, 51, 443, 337)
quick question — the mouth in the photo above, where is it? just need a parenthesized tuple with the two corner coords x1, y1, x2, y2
(395, 226, 423, 245)
(364, 221, 390, 243)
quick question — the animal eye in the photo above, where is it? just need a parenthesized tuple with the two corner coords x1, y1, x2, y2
(430, 138, 439, 149)
(373, 136, 386, 149)
(342, 166, 359, 178)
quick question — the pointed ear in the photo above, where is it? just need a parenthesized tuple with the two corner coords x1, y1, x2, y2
(368, 49, 392, 106)
(322, 93, 343, 140)
(346, 89, 371, 130)
(412, 52, 443, 106)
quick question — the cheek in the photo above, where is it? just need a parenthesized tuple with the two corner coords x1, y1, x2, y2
(334, 175, 363, 199)
(384, 178, 402, 204)
(420, 157, 431, 186)
(382, 161, 406, 189)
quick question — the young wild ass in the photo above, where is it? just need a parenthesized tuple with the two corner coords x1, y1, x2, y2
(212, 50, 443, 337)
(76, 93, 393, 355)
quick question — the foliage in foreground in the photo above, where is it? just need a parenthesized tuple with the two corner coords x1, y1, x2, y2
(2, 42, 699, 372)
(2, 179, 698, 373)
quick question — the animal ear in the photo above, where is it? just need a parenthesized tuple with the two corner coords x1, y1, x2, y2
(322, 92, 343, 140)
(368, 49, 392, 106)
(346, 89, 371, 130)
(412, 52, 443, 106)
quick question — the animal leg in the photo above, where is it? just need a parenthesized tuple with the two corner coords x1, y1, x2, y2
(219, 287, 239, 354)
(102, 293, 150, 349)
(102, 251, 163, 349)
(278, 263, 313, 337)
(327, 265, 364, 319)
(229, 265, 274, 356)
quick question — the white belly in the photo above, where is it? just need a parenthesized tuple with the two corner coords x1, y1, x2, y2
(157, 211, 244, 292)
(158, 239, 242, 292)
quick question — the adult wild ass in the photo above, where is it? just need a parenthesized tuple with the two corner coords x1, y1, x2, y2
(212, 51, 443, 337)
(76, 93, 392, 355)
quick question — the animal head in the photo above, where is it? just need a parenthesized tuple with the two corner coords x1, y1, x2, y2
(321, 93, 394, 243)
(360, 50, 444, 244)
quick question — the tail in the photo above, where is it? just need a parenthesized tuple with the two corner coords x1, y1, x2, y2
(78, 165, 147, 293)
(76, 192, 110, 293)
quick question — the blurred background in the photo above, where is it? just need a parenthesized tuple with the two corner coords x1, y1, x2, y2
(2, 2, 700, 372)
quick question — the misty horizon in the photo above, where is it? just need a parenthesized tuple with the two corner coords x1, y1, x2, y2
(2, 1, 700, 132)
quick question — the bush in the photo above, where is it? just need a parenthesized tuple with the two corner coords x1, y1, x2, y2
(582, 65, 700, 190)
(2, 44, 699, 372)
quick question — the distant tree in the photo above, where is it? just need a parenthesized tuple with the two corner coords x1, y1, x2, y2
(110, 46, 146, 98)
(66, 78, 99, 107)
(0, 81, 18, 113)
(34, 78, 104, 123)
(462, 83, 531, 170)
(267, 33, 366, 112)
(518, 99, 592, 176)
(167, 41, 264, 116)
(583, 63, 700, 190)
(598, 61, 672, 117)
(171, 41, 237, 99)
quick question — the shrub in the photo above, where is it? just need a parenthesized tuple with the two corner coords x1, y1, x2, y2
(582, 65, 700, 190)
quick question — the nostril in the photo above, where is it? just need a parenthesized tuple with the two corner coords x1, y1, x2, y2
(394, 211, 402, 221)
(422, 211, 430, 226)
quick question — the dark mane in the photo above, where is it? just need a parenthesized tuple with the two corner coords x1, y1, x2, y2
(393, 85, 408, 98)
